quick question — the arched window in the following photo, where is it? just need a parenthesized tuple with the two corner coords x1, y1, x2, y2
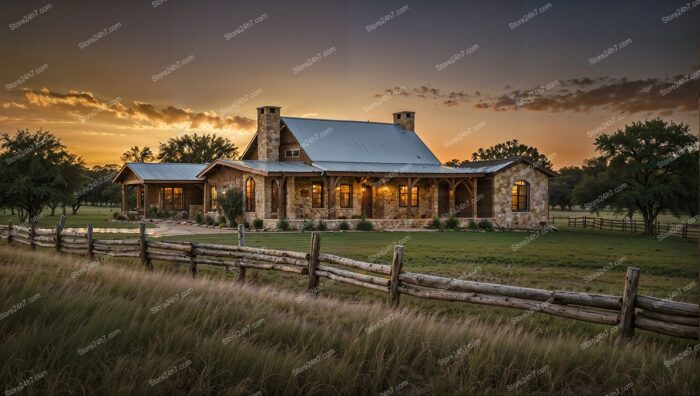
(245, 178, 255, 212)
(511, 180, 529, 212)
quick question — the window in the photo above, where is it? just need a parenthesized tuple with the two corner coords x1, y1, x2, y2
(210, 187, 218, 210)
(339, 184, 352, 208)
(271, 181, 279, 213)
(312, 182, 324, 208)
(511, 180, 529, 212)
(285, 148, 300, 158)
(245, 178, 255, 212)
(399, 186, 419, 207)
(163, 187, 183, 210)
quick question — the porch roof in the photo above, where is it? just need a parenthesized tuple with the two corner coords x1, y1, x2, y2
(199, 159, 323, 177)
(311, 161, 485, 176)
(113, 163, 208, 183)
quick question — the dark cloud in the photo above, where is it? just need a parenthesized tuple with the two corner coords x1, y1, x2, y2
(24, 87, 255, 130)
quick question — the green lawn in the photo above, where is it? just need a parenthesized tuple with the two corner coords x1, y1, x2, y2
(0, 206, 150, 229)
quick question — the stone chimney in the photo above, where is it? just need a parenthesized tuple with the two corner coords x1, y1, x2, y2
(257, 106, 281, 161)
(393, 111, 415, 131)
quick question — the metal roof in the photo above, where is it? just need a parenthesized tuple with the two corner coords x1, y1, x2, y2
(126, 163, 207, 181)
(458, 157, 556, 176)
(312, 162, 484, 174)
(218, 160, 322, 174)
(282, 117, 441, 165)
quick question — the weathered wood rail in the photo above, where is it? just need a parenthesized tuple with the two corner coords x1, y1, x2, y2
(1, 218, 698, 343)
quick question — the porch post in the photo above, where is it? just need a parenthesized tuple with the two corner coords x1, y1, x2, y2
(448, 179, 456, 216)
(203, 181, 210, 213)
(406, 177, 412, 218)
(277, 176, 286, 220)
(121, 184, 127, 213)
(143, 184, 149, 217)
(472, 177, 478, 220)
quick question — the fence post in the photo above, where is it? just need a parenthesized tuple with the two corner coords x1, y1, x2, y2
(55, 214, 66, 252)
(583, 216, 587, 228)
(389, 245, 405, 308)
(139, 222, 152, 271)
(618, 267, 640, 343)
(237, 224, 246, 282)
(87, 224, 94, 260)
(7, 221, 12, 244)
(307, 232, 320, 292)
(30, 221, 36, 250)
(189, 242, 197, 278)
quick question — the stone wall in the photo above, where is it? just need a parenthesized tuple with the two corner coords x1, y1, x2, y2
(492, 162, 549, 229)
(372, 179, 436, 219)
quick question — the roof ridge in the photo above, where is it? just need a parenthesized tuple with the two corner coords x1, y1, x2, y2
(282, 116, 396, 126)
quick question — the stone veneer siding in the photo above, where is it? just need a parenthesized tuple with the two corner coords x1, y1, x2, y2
(492, 162, 549, 229)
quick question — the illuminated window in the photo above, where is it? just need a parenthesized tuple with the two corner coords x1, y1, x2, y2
(210, 187, 218, 210)
(511, 180, 529, 212)
(339, 184, 352, 208)
(312, 182, 324, 208)
(245, 178, 255, 212)
(285, 148, 300, 158)
(271, 181, 279, 213)
(163, 187, 183, 210)
(399, 186, 419, 207)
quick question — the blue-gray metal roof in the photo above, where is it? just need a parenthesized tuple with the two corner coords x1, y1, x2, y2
(219, 160, 322, 174)
(282, 117, 441, 165)
(312, 162, 484, 174)
(127, 163, 207, 181)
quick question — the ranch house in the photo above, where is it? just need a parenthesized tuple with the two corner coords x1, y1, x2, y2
(114, 106, 553, 229)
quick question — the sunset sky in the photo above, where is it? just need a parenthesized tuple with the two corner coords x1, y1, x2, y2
(1, 0, 699, 168)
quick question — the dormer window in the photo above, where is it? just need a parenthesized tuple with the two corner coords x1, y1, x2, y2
(285, 148, 300, 158)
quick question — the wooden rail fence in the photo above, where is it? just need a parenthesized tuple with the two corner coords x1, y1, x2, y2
(567, 216, 699, 239)
(1, 217, 698, 343)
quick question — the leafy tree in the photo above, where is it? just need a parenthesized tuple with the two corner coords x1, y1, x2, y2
(157, 133, 238, 163)
(47, 154, 87, 216)
(549, 166, 583, 210)
(0, 129, 74, 223)
(572, 119, 698, 235)
(83, 165, 121, 206)
(444, 159, 463, 167)
(215, 188, 243, 227)
(120, 146, 154, 163)
(470, 139, 553, 169)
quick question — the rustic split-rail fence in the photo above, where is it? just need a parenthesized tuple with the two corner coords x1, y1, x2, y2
(566, 216, 699, 239)
(0, 217, 698, 343)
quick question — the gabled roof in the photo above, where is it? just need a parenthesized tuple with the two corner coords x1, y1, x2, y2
(458, 157, 556, 177)
(311, 162, 484, 175)
(113, 163, 208, 183)
(281, 117, 441, 165)
(198, 159, 322, 177)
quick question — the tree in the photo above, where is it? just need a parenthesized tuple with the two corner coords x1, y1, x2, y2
(549, 166, 583, 210)
(157, 133, 238, 163)
(573, 119, 698, 235)
(215, 188, 243, 227)
(444, 159, 463, 167)
(0, 129, 73, 223)
(82, 165, 121, 207)
(121, 146, 154, 163)
(470, 139, 553, 169)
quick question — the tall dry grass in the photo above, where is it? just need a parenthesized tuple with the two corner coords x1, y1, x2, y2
(0, 245, 697, 395)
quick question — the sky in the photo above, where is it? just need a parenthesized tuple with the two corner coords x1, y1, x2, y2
(1, 0, 699, 168)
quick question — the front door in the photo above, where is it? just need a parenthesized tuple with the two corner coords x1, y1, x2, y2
(361, 185, 373, 218)
(454, 184, 470, 217)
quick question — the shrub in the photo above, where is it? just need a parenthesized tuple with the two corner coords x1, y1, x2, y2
(339, 221, 350, 231)
(112, 211, 119, 220)
(445, 215, 459, 229)
(116, 213, 127, 221)
(195, 212, 203, 224)
(317, 220, 328, 231)
(243, 220, 250, 230)
(429, 217, 442, 229)
(126, 212, 135, 221)
(148, 207, 159, 218)
(467, 220, 478, 230)
(206, 216, 215, 226)
(301, 219, 314, 232)
(217, 215, 227, 226)
(215, 188, 244, 227)
(253, 218, 264, 229)
(478, 219, 493, 231)
(276, 218, 290, 231)
(356, 217, 373, 231)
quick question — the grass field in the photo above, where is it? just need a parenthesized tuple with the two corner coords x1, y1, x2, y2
(0, 206, 152, 229)
(0, 246, 697, 395)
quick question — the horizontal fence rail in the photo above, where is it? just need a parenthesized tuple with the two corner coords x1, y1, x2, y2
(567, 216, 699, 239)
(1, 217, 698, 343)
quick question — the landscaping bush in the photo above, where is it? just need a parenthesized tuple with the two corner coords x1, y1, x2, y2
(300, 219, 314, 232)
(276, 218, 290, 231)
(243, 220, 250, 229)
(126, 212, 135, 221)
(467, 220, 478, 230)
(253, 218, 264, 230)
(112, 211, 119, 220)
(217, 215, 227, 226)
(339, 221, 350, 231)
(205, 216, 215, 226)
(356, 217, 373, 231)
(429, 217, 442, 229)
(316, 220, 328, 231)
(116, 213, 127, 221)
(195, 212, 203, 224)
(478, 219, 493, 231)
(148, 207, 159, 218)
(215, 188, 243, 227)
(445, 215, 459, 229)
